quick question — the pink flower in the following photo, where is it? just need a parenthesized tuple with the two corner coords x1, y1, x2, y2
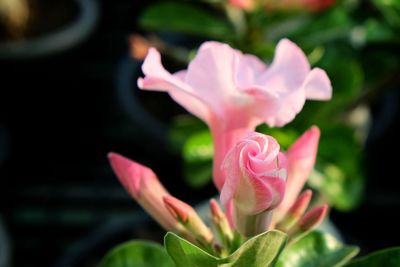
(108, 152, 179, 231)
(219, 132, 287, 235)
(275, 126, 320, 221)
(229, 0, 255, 10)
(138, 39, 331, 190)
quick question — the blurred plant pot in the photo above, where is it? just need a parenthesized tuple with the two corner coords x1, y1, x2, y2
(0, 0, 98, 59)
(0, 217, 11, 267)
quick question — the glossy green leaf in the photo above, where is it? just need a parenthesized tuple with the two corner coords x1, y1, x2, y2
(276, 231, 359, 267)
(164, 232, 219, 267)
(221, 230, 287, 267)
(165, 230, 287, 267)
(345, 247, 400, 267)
(139, 2, 233, 38)
(98, 240, 174, 267)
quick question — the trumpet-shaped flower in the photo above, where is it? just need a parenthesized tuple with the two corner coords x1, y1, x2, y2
(138, 39, 331, 190)
(220, 132, 287, 236)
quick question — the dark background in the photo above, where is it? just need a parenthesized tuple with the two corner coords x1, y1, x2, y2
(0, 1, 399, 267)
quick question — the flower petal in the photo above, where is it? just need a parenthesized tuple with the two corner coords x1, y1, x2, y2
(185, 42, 251, 116)
(302, 68, 332, 100)
(138, 48, 210, 122)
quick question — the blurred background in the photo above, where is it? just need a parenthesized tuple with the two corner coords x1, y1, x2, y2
(0, 0, 399, 267)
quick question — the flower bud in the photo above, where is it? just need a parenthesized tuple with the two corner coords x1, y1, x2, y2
(288, 204, 328, 238)
(276, 190, 312, 231)
(210, 199, 234, 247)
(163, 196, 214, 246)
(108, 152, 179, 231)
(220, 132, 287, 236)
(275, 126, 320, 222)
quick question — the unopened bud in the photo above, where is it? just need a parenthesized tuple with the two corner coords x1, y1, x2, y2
(288, 204, 328, 238)
(277, 190, 312, 231)
(210, 199, 234, 247)
(163, 196, 214, 245)
(299, 204, 328, 231)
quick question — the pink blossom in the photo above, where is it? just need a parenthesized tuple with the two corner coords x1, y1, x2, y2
(219, 132, 286, 235)
(275, 126, 320, 220)
(229, 0, 255, 10)
(108, 152, 179, 231)
(138, 39, 331, 190)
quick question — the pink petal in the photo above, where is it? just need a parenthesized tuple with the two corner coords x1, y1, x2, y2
(303, 68, 332, 100)
(138, 48, 210, 122)
(185, 42, 251, 116)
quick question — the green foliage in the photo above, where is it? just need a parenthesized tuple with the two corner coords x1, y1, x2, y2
(165, 230, 287, 267)
(345, 247, 400, 267)
(98, 240, 174, 267)
(139, 2, 234, 39)
(309, 123, 364, 210)
(276, 231, 359, 267)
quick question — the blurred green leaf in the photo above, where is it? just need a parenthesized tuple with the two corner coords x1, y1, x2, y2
(98, 240, 174, 267)
(351, 19, 397, 47)
(139, 2, 234, 39)
(183, 130, 213, 188)
(276, 231, 359, 267)
(309, 123, 364, 210)
(288, 8, 353, 46)
(372, 0, 400, 28)
(345, 247, 400, 267)
(168, 115, 207, 154)
(183, 130, 213, 162)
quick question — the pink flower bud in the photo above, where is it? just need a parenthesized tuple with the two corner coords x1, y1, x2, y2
(298, 204, 328, 231)
(210, 199, 234, 246)
(220, 132, 287, 236)
(163, 196, 214, 245)
(108, 152, 178, 231)
(287, 204, 329, 238)
(275, 126, 320, 221)
(276, 190, 312, 231)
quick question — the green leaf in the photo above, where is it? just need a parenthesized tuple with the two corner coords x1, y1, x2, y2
(165, 230, 287, 267)
(276, 231, 359, 267)
(139, 2, 233, 39)
(164, 232, 219, 267)
(183, 130, 213, 162)
(168, 115, 207, 154)
(221, 230, 287, 267)
(372, 0, 400, 28)
(98, 240, 174, 267)
(183, 130, 213, 188)
(309, 123, 364, 211)
(345, 247, 400, 267)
